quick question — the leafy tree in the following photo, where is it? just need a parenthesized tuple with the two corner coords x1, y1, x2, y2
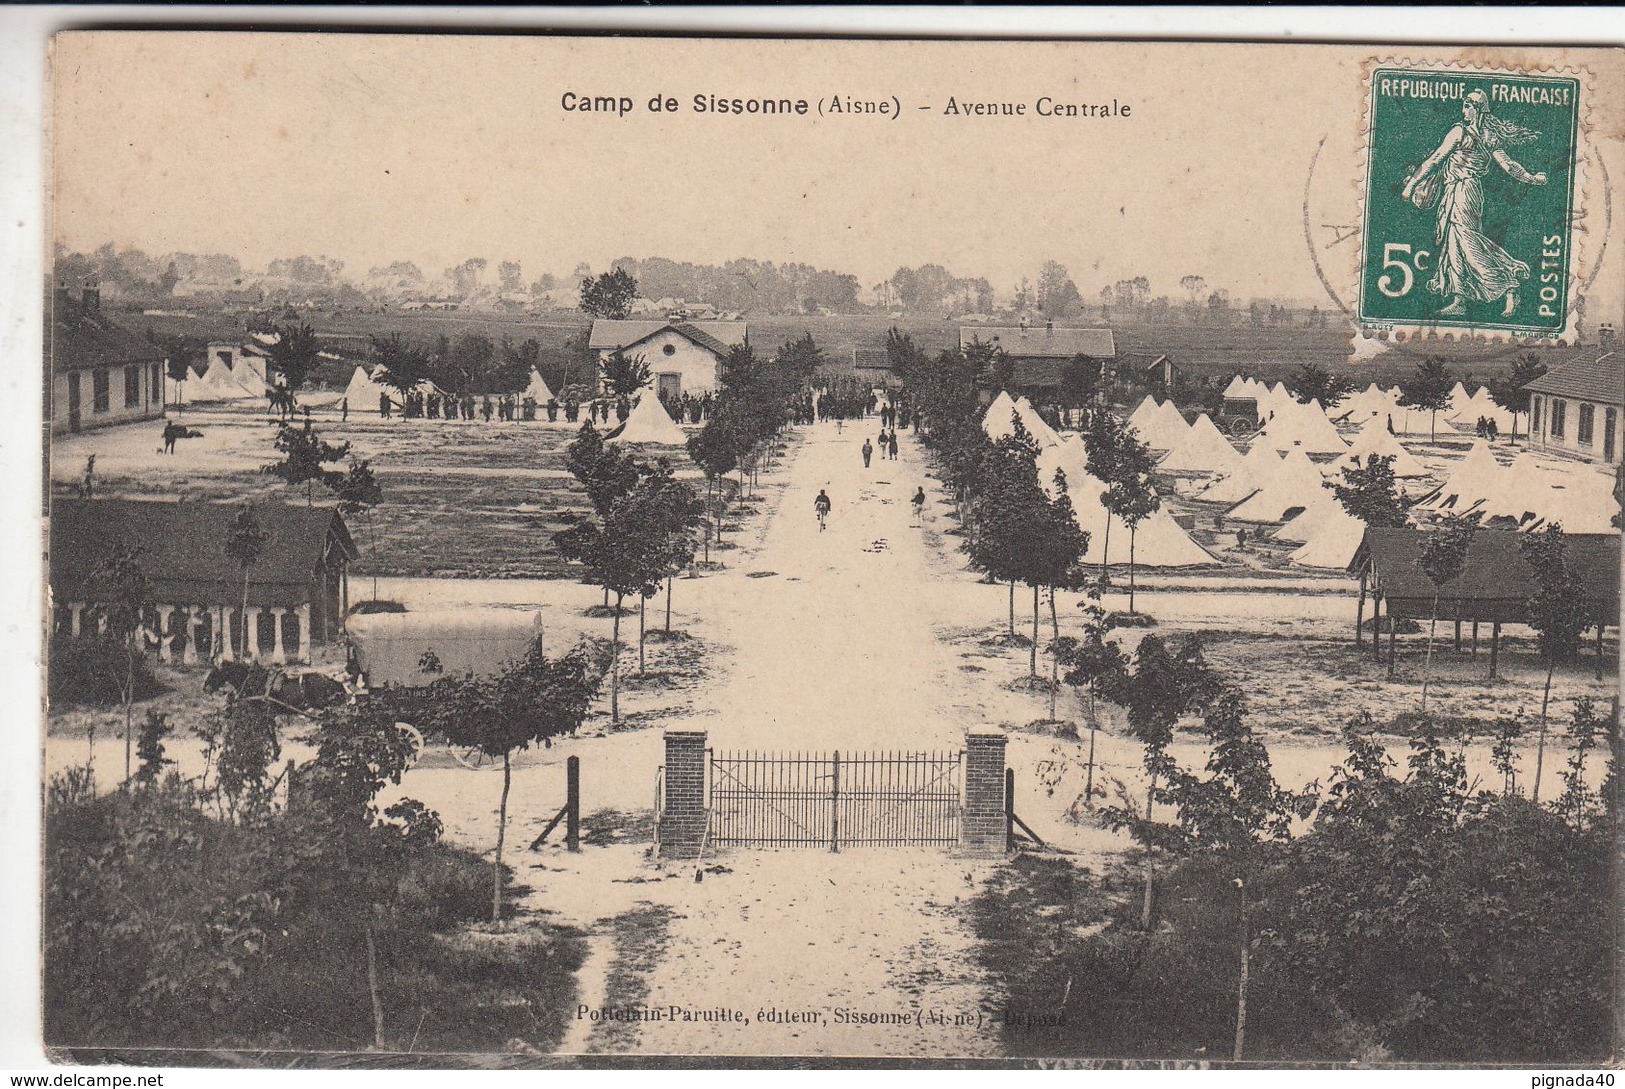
(564, 420, 640, 518)
(1331, 453, 1410, 528)
(633, 459, 704, 664)
(266, 323, 321, 398)
(600, 350, 652, 400)
(1161, 687, 1315, 1060)
(263, 415, 351, 505)
(1490, 710, 1527, 796)
(1051, 601, 1127, 808)
(579, 268, 639, 320)
(1417, 514, 1476, 710)
(1037, 260, 1083, 319)
(1287, 359, 1352, 409)
(84, 543, 151, 783)
(368, 333, 431, 400)
(1057, 355, 1102, 411)
(333, 459, 384, 600)
(1398, 356, 1454, 442)
(1552, 697, 1611, 830)
(1278, 719, 1613, 1061)
(224, 505, 269, 660)
(776, 332, 827, 380)
(1015, 469, 1091, 676)
(1101, 466, 1159, 614)
(685, 421, 738, 563)
(553, 465, 674, 724)
(1100, 634, 1221, 930)
(1488, 352, 1547, 443)
(966, 416, 1046, 636)
(1520, 524, 1589, 802)
(415, 643, 598, 919)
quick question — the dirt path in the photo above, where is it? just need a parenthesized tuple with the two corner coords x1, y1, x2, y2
(608, 422, 1003, 1058)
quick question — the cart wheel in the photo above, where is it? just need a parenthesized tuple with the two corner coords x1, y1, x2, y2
(454, 746, 495, 770)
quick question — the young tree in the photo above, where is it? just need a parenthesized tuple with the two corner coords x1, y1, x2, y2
(1161, 687, 1314, 1061)
(600, 350, 652, 400)
(263, 414, 351, 505)
(1488, 353, 1547, 444)
(1101, 634, 1221, 930)
(369, 332, 431, 402)
(1552, 697, 1610, 830)
(224, 504, 269, 660)
(333, 459, 385, 601)
(267, 323, 321, 400)
(1520, 524, 1589, 802)
(1417, 514, 1477, 711)
(776, 332, 827, 380)
(1016, 469, 1091, 676)
(1287, 359, 1352, 409)
(414, 643, 599, 919)
(685, 422, 738, 564)
(1398, 356, 1455, 442)
(1102, 470, 1160, 615)
(553, 466, 674, 724)
(1331, 453, 1410, 528)
(579, 268, 639, 320)
(84, 544, 151, 783)
(1051, 601, 1128, 808)
(635, 459, 704, 664)
(966, 417, 1046, 637)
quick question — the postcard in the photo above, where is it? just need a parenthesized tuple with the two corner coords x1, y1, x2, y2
(37, 31, 1623, 1068)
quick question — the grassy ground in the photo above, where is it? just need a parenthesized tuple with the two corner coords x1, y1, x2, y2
(586, 904, 678, 1053)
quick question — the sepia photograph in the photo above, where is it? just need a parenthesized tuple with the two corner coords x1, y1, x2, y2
(15, 17, 1625, 1072)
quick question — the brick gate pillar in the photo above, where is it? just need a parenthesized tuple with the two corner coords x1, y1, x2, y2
(961, 726, 1009, 856)
(659, 728, 709, 859)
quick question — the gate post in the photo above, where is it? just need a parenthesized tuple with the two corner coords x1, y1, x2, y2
(961, 727, 1008, 857)
(658, 729, 708, 859)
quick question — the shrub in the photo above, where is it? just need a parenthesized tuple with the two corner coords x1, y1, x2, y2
(48, 633, 162, 707)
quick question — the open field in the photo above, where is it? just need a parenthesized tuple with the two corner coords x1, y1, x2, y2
(51, 404, 715, 579)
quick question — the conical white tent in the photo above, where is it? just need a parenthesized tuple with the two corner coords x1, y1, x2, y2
(982, 391, 1021, 442)
(1013, 396, 1063, 448)
(1474, 452, 1560, 523)
(1416, 440, 1502, 512)
(613, 391, 687, 445)
(1521, 465, 1620, 534)
(1066, 471, 1217, 568)
(1037, 435, 1090, 496)
(1289, 506, 1369, 570)
(1444, 382, 1476, 421)
(1198, 440, 1281, 505)
(1228, 448, 1331, 522)
(1326, 419, 1429, 478)
(344, 365, 388, 407)
(1459, 387, 1516, 434)
(1273, 497, 1345, 544)
(1158, 413, 1245, 475)
(1154, 399, 1190, 443)
(1256, 398, 1349, 455)
(524, 368, 555, 405)
(1222, 375, 1251, 398)
(1126, 394, 1164, 439)
(188, 358, 250, 402)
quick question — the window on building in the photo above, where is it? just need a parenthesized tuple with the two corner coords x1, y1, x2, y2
(1551, 399, 1566, 439)
(1578, 403, 1595, 445)
(124, 364, 141, 408)
(92, 369, 110, 414)
(1606, 408, 1618, 462)
(151, 362, 162, 403)
(1531, 396, 1542, 435)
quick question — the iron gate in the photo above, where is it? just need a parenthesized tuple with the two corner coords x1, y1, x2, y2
(707, 749, 963, 849)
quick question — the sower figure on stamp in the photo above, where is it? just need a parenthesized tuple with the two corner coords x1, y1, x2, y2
(1402, 88, 1548, 318)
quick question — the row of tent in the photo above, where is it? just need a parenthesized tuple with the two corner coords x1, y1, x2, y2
(984, 392, 1217, 568)
(342, 363, 558, 409)
(1226, 375, 1518, 438)
(171, 354, 274, 404)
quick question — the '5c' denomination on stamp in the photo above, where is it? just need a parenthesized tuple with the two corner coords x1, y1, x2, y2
(1360, 65, 1581, 339)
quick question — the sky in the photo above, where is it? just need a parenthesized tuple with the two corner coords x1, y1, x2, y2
(49, 33, 1625, 315)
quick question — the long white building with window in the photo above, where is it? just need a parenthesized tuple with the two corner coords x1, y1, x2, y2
(1525, 345, 1622, 465)
(50, 283, 168, 434)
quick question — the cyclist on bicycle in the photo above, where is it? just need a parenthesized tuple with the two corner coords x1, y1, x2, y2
(814, 488, 832, 530)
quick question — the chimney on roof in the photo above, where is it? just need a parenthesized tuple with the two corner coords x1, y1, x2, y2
(81, 281, 100, 312)
(1600, 322, 1616, 350)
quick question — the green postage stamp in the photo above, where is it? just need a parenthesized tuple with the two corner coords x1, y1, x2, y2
(1360, 65, 1582, 338)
